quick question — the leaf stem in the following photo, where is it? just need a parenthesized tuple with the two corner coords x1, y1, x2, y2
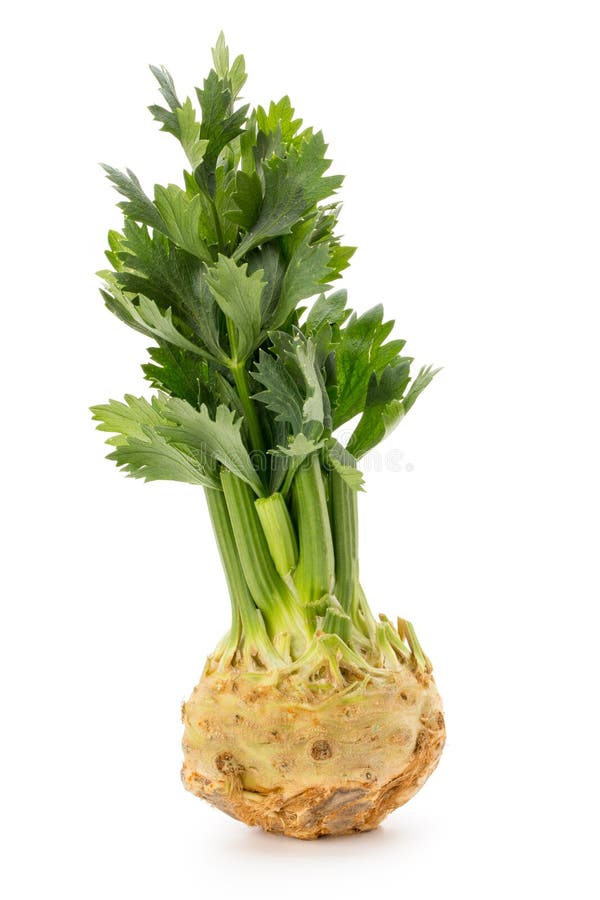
(330, 467, 359, 620)
(255, 492, 298, 577)
(209, 196, 225, 251)
(221, 470, 309, 656)
(292, 453, 335, 605)
(322, 606, 351, 644)
(205, 486, 282, 667)
(232, 361, 265, 457)
(205, 486, 254, 631)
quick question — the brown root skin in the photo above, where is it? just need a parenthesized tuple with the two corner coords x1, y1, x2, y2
(182, 664, 445, 839)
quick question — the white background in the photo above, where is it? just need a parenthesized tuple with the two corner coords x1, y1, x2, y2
(2, 1, 599, 897)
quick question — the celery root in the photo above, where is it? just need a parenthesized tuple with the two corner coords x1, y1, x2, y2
(91, 33, 445, 839)
(182, 666, 444, 839)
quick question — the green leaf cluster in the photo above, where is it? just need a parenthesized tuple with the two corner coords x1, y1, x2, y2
(94, 32, 437, 491)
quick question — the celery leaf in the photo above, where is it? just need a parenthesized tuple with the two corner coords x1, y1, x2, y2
(153, 184, 213, 262)
(333, 305, 406, 428)
(160, 399, 264, 496)
(346, 363, 411, 459)
(205, 255, 265, 361)
(347, 363, 439, 458)
(176, 99, 209, 168)
(305, 289, 350, 335)
(91, 395, 219, 487)
(101, 166, 166, 233)
(253, 349, 304, 434)
(270, 233, 332, 330)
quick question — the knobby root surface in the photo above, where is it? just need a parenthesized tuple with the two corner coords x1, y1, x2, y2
(181, 667, 445, 839)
